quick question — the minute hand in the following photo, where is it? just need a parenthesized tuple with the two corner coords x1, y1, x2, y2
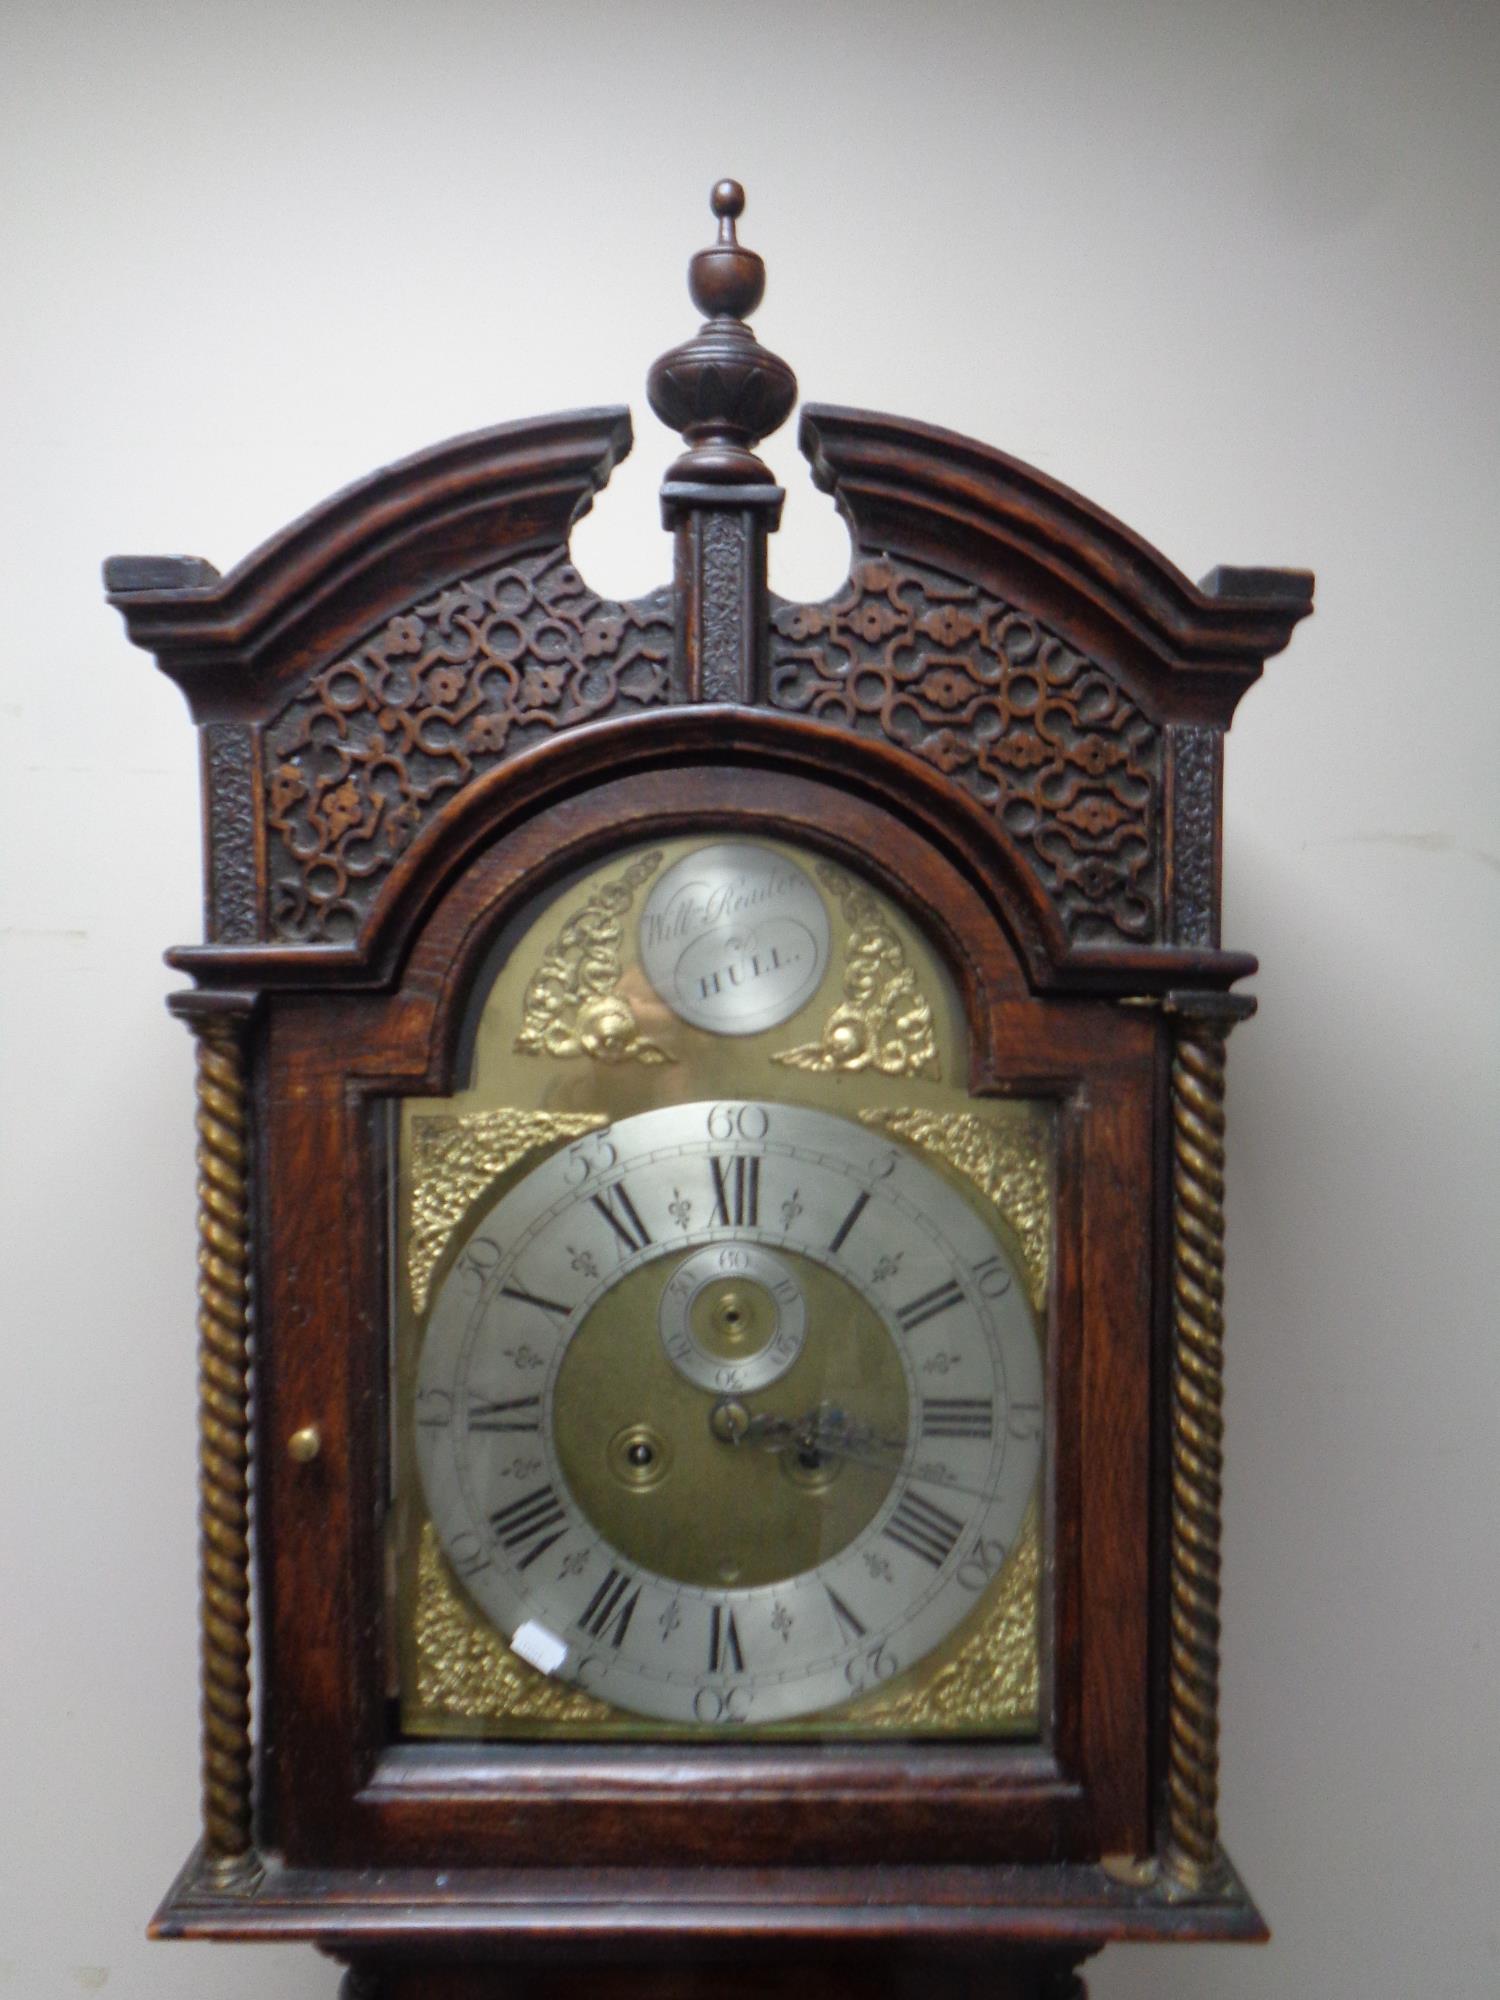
(736, 1407, 1004, 1511)
(787, 1432, 1006, 1510)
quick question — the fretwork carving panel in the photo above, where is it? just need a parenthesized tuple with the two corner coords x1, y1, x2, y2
(264, 551, 673, 942)
(770, 558, 1164, 945)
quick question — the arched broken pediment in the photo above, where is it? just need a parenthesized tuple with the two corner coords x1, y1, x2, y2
(107, 206, 1309, 986)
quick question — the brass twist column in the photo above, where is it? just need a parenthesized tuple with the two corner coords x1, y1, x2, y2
(1161, 994, 1249, 1893)
(181, 998, 261, 1892)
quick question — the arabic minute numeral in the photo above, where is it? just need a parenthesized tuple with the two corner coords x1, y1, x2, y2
(845, 1642, 899, 1692)
(970, 1253, 1013, 1300)
(693, 1684, 751, 1723)
(457, 1235, 501, 1291)
(415, 1388, 453, 1429)
(564, 1134, 618, 1185)
(445, 1529, 489, 1579)
(958, 1536, 1010, 1592)
(706, 1102, 770, 1142)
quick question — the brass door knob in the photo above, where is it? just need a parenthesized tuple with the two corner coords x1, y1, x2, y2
(286, 1426, 322, 1464)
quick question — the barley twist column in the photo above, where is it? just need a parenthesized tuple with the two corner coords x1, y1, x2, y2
(181, 998, 262, 1892)
(1161, 993, 1249, 1894)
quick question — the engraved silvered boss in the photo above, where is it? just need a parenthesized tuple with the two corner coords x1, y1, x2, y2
(657, 1242, 809, 1395)
(637, 842, 830, 1034)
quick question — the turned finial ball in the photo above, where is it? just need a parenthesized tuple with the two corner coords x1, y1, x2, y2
(647, 177, 796, 483)
(688, 177, 763, 321)
(711, 179, 746, 223)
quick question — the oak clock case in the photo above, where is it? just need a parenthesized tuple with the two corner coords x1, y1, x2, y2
(104, 180, 1313, 1999)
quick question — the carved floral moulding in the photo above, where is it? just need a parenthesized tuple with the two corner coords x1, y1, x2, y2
(772, 558, 1164, 946)
(264, 551, 673, 942)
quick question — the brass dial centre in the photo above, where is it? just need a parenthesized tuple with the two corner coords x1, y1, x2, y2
(553, 1244, 907, 1590)
(697, 1280, 768, 1354)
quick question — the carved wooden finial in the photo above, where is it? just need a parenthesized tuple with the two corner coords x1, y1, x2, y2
(647, 179, 797, 486)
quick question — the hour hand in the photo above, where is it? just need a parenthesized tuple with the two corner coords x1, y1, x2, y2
(713, 1398, 906, 1467)
(727, 1403, 1006, 1510)
(708, 1400, 804, 1452)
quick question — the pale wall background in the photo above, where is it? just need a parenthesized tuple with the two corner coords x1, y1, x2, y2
(2, 3, 1496, 1996)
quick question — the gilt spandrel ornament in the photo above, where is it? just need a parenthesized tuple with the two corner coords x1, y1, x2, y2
(407, 1109, 608, 1314)
(513, 850, 673, 1066)
(773, 861, 942, 1079)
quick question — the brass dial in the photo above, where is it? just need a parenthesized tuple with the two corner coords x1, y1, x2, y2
(414, 1100, 1041, 1726)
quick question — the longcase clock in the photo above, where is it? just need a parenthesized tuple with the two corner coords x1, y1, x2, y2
(105, 183, 1312, 1999)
